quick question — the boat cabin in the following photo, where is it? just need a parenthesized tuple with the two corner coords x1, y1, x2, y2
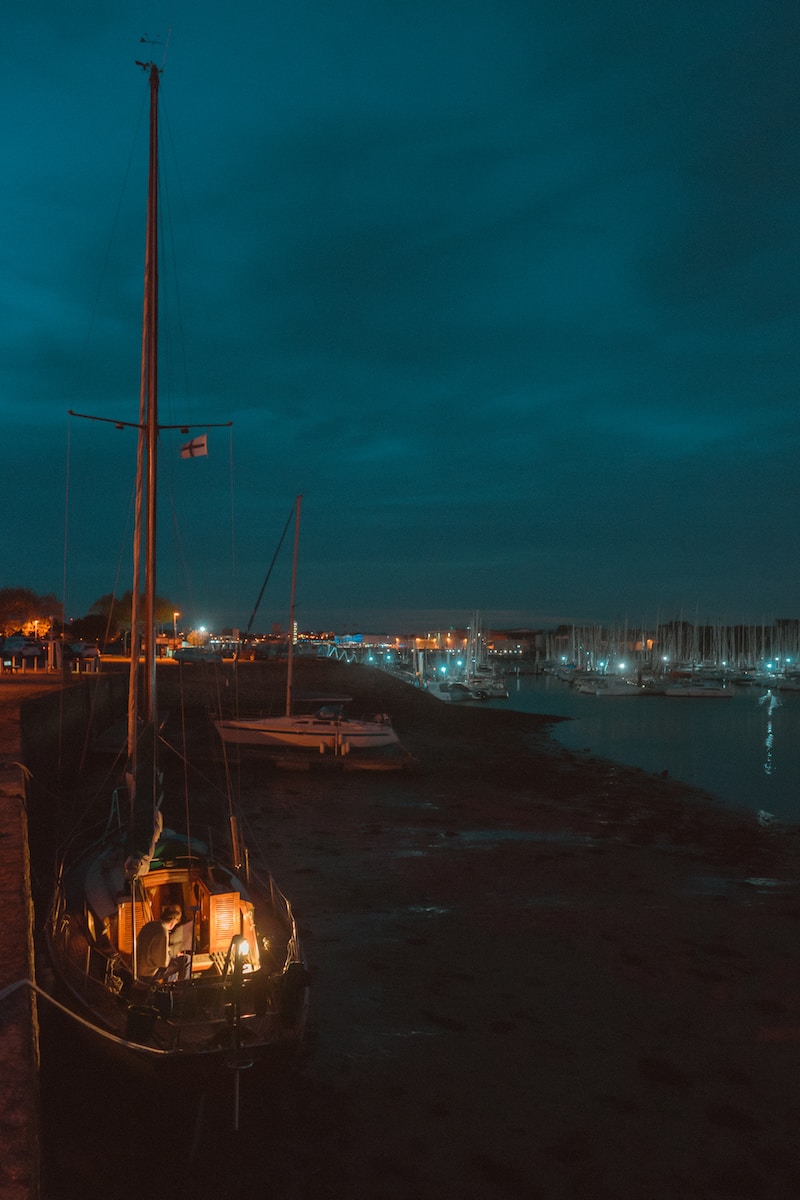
(113, 866, 261, 976)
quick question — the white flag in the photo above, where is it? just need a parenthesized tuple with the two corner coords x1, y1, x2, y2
(180, 434, 208, 459)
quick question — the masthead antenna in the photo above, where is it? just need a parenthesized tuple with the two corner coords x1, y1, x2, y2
(136, 34, 167, 72)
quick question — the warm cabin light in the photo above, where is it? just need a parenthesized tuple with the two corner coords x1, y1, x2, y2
(230, 934, 254, 974)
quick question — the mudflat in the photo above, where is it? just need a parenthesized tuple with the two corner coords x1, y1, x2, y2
(40, 660, 800, 1199)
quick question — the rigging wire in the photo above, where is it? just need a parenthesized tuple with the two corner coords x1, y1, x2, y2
(245, 503, 297, 635)
(156, 84, 236, 641)
(179, 668, 191, 856)
(73, 80, 149, 396)
(59, 420, 72, 803)
(210, 665, 240, 826)
(228, 426, 237, 636)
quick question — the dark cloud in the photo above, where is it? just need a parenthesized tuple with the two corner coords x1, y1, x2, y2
(2, 1, 798, 632)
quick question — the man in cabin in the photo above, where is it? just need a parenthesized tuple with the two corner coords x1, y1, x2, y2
(135, 904, 186, 980)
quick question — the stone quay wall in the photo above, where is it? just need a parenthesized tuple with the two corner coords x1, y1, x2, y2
(0, 675, 127, 1200)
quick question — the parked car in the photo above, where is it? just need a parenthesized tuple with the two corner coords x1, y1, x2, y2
(2, 636, 46, 661)
(173, 646, 223, 664)
(69, 642, 101, 660)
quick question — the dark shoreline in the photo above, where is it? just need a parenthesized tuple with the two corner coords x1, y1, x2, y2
(38, 659, 800, 1199)
(185, 657, 800, 862)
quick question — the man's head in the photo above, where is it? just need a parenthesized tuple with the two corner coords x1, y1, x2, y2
(161, 904, 182, 928)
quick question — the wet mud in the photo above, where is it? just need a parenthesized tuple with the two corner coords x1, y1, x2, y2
(37, 660, 800, 1198)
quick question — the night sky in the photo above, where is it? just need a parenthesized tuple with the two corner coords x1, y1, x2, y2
(3, 2, 799, 634)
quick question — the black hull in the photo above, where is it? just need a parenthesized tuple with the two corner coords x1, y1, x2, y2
(45, 827, 309, 1066)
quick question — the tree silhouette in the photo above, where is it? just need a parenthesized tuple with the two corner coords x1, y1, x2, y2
(87, 591, 177, 638)
(0, 588, 62, 636)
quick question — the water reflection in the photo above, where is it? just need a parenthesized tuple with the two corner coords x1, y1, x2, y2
(759, 689, 781, 777)
(492, 673, 800, 825)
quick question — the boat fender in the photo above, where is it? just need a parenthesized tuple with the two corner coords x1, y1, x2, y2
(251, 970, 276, 1018)
(278, 961, 311, 1028)
(153, 989, 174, 1019)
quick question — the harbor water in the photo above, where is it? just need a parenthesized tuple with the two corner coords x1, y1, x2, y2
(492, 672, 800, 827)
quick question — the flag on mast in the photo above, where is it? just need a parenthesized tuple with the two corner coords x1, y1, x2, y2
(180, 433, 208, 459)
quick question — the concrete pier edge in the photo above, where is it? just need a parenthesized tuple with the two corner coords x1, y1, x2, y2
(0, 674, 127, 1200)
(0, 707, 42, 1200)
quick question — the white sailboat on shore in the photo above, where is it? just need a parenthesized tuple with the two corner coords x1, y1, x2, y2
(214, 496, 401, 753)
(215, 705, 400, 751)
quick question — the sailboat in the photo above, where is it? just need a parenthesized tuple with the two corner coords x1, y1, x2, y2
(449, 611, 509, 700)
(214, 496, 401, 753)
(214, 705, 401, 752)
(45, 62, 309, 1070)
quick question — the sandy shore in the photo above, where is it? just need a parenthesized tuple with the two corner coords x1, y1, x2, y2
(39, 660, 800, 1198)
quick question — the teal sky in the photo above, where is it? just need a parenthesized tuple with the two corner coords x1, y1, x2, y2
(2, 1, 799, 633)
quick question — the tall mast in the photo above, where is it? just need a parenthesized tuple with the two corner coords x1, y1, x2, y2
(143, 62, 160, 724)
(128, 62, 160, 762)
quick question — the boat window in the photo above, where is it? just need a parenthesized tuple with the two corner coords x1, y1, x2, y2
(208, 892, 239, 953)
(116, 896, 153, 953)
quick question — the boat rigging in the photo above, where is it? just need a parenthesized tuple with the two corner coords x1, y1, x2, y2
(45, 61, 309, 1117)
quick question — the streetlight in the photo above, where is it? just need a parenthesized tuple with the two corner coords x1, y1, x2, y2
(173, 611, 180, 642)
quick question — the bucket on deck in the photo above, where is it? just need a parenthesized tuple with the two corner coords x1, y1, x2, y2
(125, 1005, 158, 1042)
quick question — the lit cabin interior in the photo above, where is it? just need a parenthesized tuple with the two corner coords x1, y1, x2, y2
(112, 867, 260, 975)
